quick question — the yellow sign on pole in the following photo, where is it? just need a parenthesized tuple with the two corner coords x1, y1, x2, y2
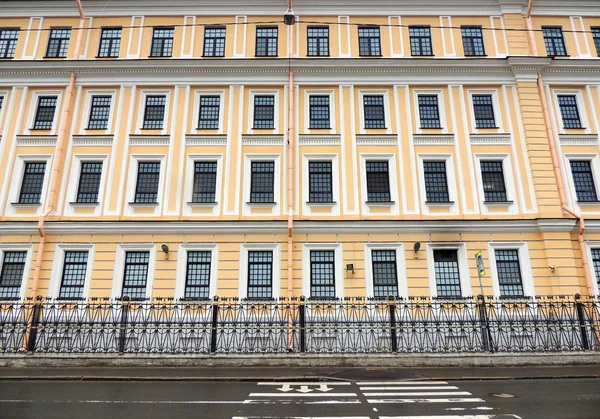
(475, 251, 485, 277)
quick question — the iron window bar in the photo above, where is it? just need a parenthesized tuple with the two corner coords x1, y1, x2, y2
(185, 251, 212, 300)
(570, 160, 598, 202)
(0, 28, 19, 58)
(418, 95, 441, 129)
(18, 162, 46, 204)
(197, 96, 220, 129)
(192, 161, 217, 203)
(247, 251, 273, 299)
(45, 27, 71, 58)
(358, 26, 381, 56)
(203, 26, 226, 57)
(87, 96, 112, 130)
(308, 161, 333, 203)
(75, 162, 103, 203)
(365, 160, 391, 202)
(461, 26, 486, 56)
(255, 26, 278, 57)
(423, 161, 450, 203)
(97, 27, 122, 58)
(409, 26, 433, 56)
(433, 249, 462, 298)
(150, 27, 174, 57)
(249, 161, 275, 203)
(480, 160, 508, 202)
(472, 95, 497, 129)
(32, 96, 58, 130)
(58, 251, 89, 300)
(134, 162, 161, 203)
(0, 251, 27, 300)
(142, 95, 166, 129)
(121, 252, 150, 301)
(310, 250, 336, 300)
(307, 26, 329, 56)
(495, 249, 525, 298)
(542, 27, 568, 57)
(557, 95, 583, 129)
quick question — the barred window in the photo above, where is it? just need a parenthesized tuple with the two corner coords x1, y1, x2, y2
(0, 251, 27, 300)
(461, 26, 486, 56)
(366, 161, 391, 202)
(121, 252, 150, 300)
(308, 161, 333, 203)
(433, 250, 462, 298)
(310, 250, 336, 299)
(134, 162, 161, 203)
(46, 28, 71, 58)
(372, 250, 399, 298)
(0, 28, 19, 58)
(593, 28, 600, 56)
(256, 27, 278, 57)
(542, 27, 567, 56)
(418, 95, 441, 129)
(192, 161, 217, 203)
(253, 96, 275, 129)
(150, 27, 174, 57)
(87, 96, 112, 130)
(495, 249, 524, 297)
(358, 26, 381, 56)
(142, 95, 166, 129)
(363, 95, 385, 129)
(19, 162, 46, 204)
(409, 26, 433, 56)
(309, 95, 330, 129)
(480, 160, 508, 202)
(203, 27, 226, 57)
(307, 26, 329, 56)
(557, 95, 582, 129)
(250, 161, 275, 203)
(423, 161, 450, 203)
(247, 251, 273, 299)
(570, 160, 598, 202)
(185, 251, 211, 300)
(591, 248, 600, 289)
(58, 251, 88, 300)
(33, 96, 58, 130)
(97, 27, 121, 58)
(472, 95, 496, 128)
(76, 162, 103, 203)
(197, 96, 220, 129)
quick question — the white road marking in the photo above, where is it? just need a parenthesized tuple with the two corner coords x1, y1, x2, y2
(258, 382, 351, 386)
(379, 415, 521, 419)
(248, 393, 357, 398)
(367, 398, 486, 404)
(356, 381, 449, 385)
(359, 386, 459, 390)
(363, 392, 472, 397)
(0, 400, 245, 404)
(233, 417, 370, 419)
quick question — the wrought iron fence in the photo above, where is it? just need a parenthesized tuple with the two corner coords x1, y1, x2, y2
(1, 295, 599, 354)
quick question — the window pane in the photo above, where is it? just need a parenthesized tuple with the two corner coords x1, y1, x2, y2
(593, 28, 600, 56)
(363, 95, 385, 129)
(88, 96, 112, 130)
(58, 251, 88, 300)
(46, 28, 71, 58)
(310, 250, 335, 299)
(185, 251, 211, 299)
(570, 160, 598, 202)
(198, 96, 220, 129)
(76, 162, 103, 203)
(0, 251, 27, 300)
(247, 251, 273, 299)
(591, 248, 600, 289)
(19, 162, 46, 204)
(461, 26, 485, 56)
(358, 26, 381, 56)
(542, 27, 567, 56)
(472, 95, 496, 128)
(253, 95, 275, 129)
(433, 250, 462, 298)
(308, 161, 333, 203)
(372, 250, 398, 298)
(250, 161, 275, 203)
(150, 27, 174, 57)
(134, 162, 161, 203)
(480, 160, 507, 202)
(557, 95, 582, 129)
(307, 26, 329, 56)
(256, 27, 278, 56)
(33, 96, 58, 130)
(309, 95, 330, 129)
(192, 161, 217, 203)
(122, 252, 149, 300)
(418, 95, 441, 129)
(143, 95, 166, 129)
(495, 249, 524, 297)
(0, 29, 19, 58)
(366, 161, 391, 202)
(98, 27, 121, 58)
(423, 161, 449, 203)
(203, 27, 226, 57)
(409, 26, 433, 56)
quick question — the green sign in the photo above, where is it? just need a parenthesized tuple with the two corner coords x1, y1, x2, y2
(475, 251, 485, 277)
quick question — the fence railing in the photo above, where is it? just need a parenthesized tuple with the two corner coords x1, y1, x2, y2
(1, 295, 599, 354)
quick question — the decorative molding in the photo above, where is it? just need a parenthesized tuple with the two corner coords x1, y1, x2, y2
(129, 135, 170, 146)
(355, 134, 398, 145)
(559, 134, 599, 146)
(241, 135, 285, 146)
(298, 134, 341, 146)
(15, 135, 57, 147)
(185, 134, 228, 146)
(72, 135, 114, 146)
(470, 133, 512, 145)
(412, 134, 455, 145)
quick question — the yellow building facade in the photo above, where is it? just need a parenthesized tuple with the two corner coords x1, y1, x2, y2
(0, 0, 599, 302)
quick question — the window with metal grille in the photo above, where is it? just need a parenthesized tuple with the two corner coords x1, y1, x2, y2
(203, 27, 226, 57)
(19, 162, 46, 204)
(247, 251, 273, 299)
(33, 96, 58, 130)
(192, 161, 217, 203)
(134, 162, 161, 203)
(461, 26, 486, 56)
(309, 95, 330, 129)
(423, 161, 450, 203)
(87, 96, 111, 130)
(472, 95, 496, 128)
(372, 250, 399, 298)
(142, 95, 166, 129)
(121, 252, 150, 300)
(253, 96, 275, 129)
(570, 160, 598, 202)
(185, 251, 211, 300)
(418, 95, 441, 129)
(308, 161, 333, 203)
(0, 251, 26, 300)
(433, 250, 462, 298)
(46, 28, 71, 58)
(409, 26, 433, 56)
(58, 251, 88, 300)
(150, 27, 174, 57)
(542, 27, 567, 56)
(76, 162, 103, 203)
(97, 27, 121, 58)
(480, 160, 508, 202)
(366, 161, 391, 202)
(363, 95, 385, 129)
(197, 96, 220, 129)
(557, 95, 582, 129)
(255, 27, 278, 57)
(593, 28, 600, 56)
(250, 161, 275, 203)
(358, 26, 381, 56)
(307, 26, 329, 56)
(0, 28, 19, 58)
(310, 250, 335, 299)
(495, 249, 524, 297)
(591, 248, 600, 289)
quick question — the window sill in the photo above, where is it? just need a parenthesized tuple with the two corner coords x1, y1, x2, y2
(148, 55, 173, 58)
(306, 54, 331, 58)
(563, 127, 586, 130)
(254, 55, 279, 58)
(425, 201, 454, 207)
(464, 54, 488, 57)
(474, 127, 499, 130)
(128, 202, 160, 207)
(11, 202, 41, 208)
(69, 201, 100, 207)
(187, 201, 218, 208)
(309, 126, 332, 130)
(547, 54, 570, 58)
(43, 56, 67, 59)
(576, 201, 600, 207)
(306, 201, 337, 207)
(246, 201, 277, 208)
(365, 201, 395, 207)
(251, 127, 275, 130)
(358, 54, 383, 58)
(411, 54, 435, 57)
(95, 55, 119, 59)
(419, 126, 443, 130)
(0, 297, 21, 302)
(483, 200, 513, 207)
(202, 55, 225, 58)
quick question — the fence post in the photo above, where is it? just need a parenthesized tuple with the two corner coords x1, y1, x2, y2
(574, 293, 590, 350)
(477, 295, 493, 353)
(25, 296, 43, 353)
(388, 296, 398, 353)
(118, 297, 130, 354)
(210, 296, 219, 353)
(299, 295, 306, 352)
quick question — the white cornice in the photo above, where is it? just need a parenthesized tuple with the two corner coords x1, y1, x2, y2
(355, 135, 398, 146)
(470, 133, 512, 145)
(129, 135, 170, 146)
(15, 135, 58, 147)
(412, 134, 455, 145)
(559, 134, 599, 146)
(72, 135, 114, 146)
(298, 134, 341, 146)
(241, 135, 285, 146)
(185, 134, 228, 146)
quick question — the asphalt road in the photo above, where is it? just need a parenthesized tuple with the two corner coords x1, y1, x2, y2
(0, 378, 598, 419)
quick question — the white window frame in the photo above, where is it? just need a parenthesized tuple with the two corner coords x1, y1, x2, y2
(243, 153, 281, 216)
(417, 154, 459, 215)
(360, 153, 400, 216)
(125, 154, 167, 216)
(111, 244, 156, 300)
(358, 90, 391, 135)
(426, 243, 471, 299)
(365, 243, 407, 299)
(183, 154, 223, 216)
(7, 154, 53, 216)
(79, 90, 117, 135)
(413, 89, 448, 134)
(175, 243, 219, 300)
(302, 243, 344, 299)
(563, 153, 600, 211)
(474, 153, 518, 214)
(238, 243, 281, 300)
(552, 89, 591, 134)
(467, 89, 504, 133)
(65, 154, 109, 216)
(248, 90, 280, 134)
(48, 244, 95, 300)
(26, 90, 63, 135)
(0, 91, 8, 128)
(192, 90, 226, 134)
(0, 244, 33, 301)
(584, 241, 600, 297)
(487, 242, 535, 299)
(304, 90, 336, 134)
(136, 90, 171, 135)
(302, 153, 340, 216)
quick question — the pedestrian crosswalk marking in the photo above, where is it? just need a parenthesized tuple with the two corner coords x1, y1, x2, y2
(364, 392, 472, 397)
(356, 381, 449, 385)
(248, 393, 357, 398)
(359, 386, 459, 391)
(379, 415, 522, 419)
(367, 398, 486, 404)
(258, 382, 352, 386)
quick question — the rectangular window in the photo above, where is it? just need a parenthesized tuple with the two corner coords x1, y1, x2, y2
(423, 161, 450, 203)
(97, 27, 121, 58)
(185, 251, 211, 300)
(461, 26, 486, 56)
(372, 250, 399, 298)
(253, 95, 275, 129)
(472, 95, 496, 128)
(0, 28, 19, 58)
(310, 250, 335, 299)
(593, 28, 600, 56)
(591, 248, 600, 289)
(247, 251, 273, 299)
(308, 161, 333, 203)
(121, 251, 150, 300)
(134, 162, 161, 203)
(309, 95, 330, 129)
(358, 26, 381, 56)
(0, 96, 3, 112)
(543, 27, 567, 56)
(307, 26, 329, 56)
(150, 27, 174, 57)
(570, 160, 598, 202)
(409, 26, 433, 56)
(557, 95, 582, 129)
(250, 161, 275, 203)
(366, 161, 391, 202)
(0, 251, 27, 300)
(433, 249, 462, 298)
(418, 95, 441, 129)
(495, 249, 524, 297)
(19, 162, 46, 204)
(197, 96, 220, 129)
(203, 26, 226, 57)
(45, 28, 71, 58)
(192, 161, 217, 203)
(363, 95, 385, 129)
(87, 96, 112, 130)
(76, 162, 103, 203)
(58, 251, 89, 300)
(255, 27, 278, 57)
(480, 161, 508, 202)
(33, 96, 58, 130)
(142, 95, 166, 129)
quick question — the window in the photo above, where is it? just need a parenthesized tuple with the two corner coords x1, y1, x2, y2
(409, 26, 433, 56)
(0, 28, 19, 58)
(19, 162, 46, 204)
(593, 27, 600, 56)
(134, 162, 161, 203)
(250, 161, 275, 203)
(418, 95, 441, 129)
(45, 28, 71, 58)
(495, 249, 524, 297)
(591, 248, 600, 289)
(0, 252, 27, 300)
(461, 26, 485, 56)
(203, 26, 226, 57)
(87, 96, 111, 130)
(255, 27, 278, 57)
(0, 96, 3, 112)
(253, 95, 275, 129)
(358, 26, 381, 56)
(150, 27, 174, 57)
(542, 27, 567, 56)
(433, 250, 462, 298)
(423, 161, 450, 203)
(363, 95, 385, 129)
(307, 26, 329, 56)
(365, 161, 391, 202)
(121, 251, 150, 300)
(372, 250, 399, 298)
(310, 250, 335, 299)
(192, 161, 217, 203)
(197, 96, 220, 130)
(472, 95, 496, 128)
(142, 95, 166, 129)
(309, 96, 330, 129)
(97, 27, 121, 58)
(557, 95, 582, 129)
(480, 161, 508, 202)
(184, 251, 212, 300)
(33, 96, 58, 130)
(570, 160, 598, 202)
(247, 251, 273, 299)
(58, 251, 88, 299)
(76, 162, 103, 203)
(308, 161, 333, 203)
